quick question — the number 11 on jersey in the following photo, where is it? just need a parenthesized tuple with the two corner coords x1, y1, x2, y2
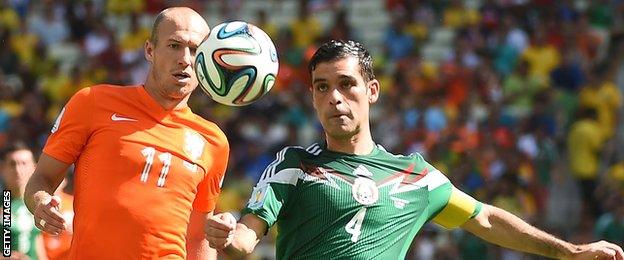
(345, 207, 367, 242)
(140, 146, 172, 187)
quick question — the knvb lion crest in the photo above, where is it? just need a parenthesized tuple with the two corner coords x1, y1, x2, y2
(184, 130, 205, 161)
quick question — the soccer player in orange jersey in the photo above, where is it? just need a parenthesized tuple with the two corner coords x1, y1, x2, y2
(24, 7, 229, 259)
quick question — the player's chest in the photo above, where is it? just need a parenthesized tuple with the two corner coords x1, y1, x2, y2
(295, 163, 430, 214)
(84, 118, 210, 189)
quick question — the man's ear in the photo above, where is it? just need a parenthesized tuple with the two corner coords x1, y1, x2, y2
(145, 40, 154, 62)
(368, 79, 380, 103)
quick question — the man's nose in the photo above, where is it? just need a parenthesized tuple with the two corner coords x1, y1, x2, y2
(328, 88, 343, 105)
(179, 47, 193, 66)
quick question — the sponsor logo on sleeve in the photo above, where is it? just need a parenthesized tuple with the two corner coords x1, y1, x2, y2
(51, 108, 65, 133)
(247, 185, 268, 210)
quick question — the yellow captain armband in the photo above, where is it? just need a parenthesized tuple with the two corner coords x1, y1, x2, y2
(432, 187, 481, 229)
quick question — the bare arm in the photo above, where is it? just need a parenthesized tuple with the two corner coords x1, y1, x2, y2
(186, 210, 216, 260)
(24, 153, 70, 235)
(461, 204, 624, 259)
(226, 214, 266, 256)
(205, 213, 267, 257)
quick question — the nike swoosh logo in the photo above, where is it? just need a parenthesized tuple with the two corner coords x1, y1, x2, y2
(111, 113, 137, 122)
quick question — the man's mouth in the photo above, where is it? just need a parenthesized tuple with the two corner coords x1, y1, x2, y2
(173, 72, 191, 80)
(331, 112, 349, 119)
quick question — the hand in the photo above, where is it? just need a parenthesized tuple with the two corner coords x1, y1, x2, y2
(32, 192, 67, 235)
(568, 240, 624, 260)
(205, 212, 237, 250)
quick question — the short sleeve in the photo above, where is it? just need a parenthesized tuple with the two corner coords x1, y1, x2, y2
(411, 153, 482, 229)
(430, 184, 482, 229)
(43, 87, 94, 164)
(241, 147, 301, 228)
(192, 135, 230, 212)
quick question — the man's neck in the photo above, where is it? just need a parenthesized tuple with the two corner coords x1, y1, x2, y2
(325, 133, 375, 155)
(143, 84, 189, 111)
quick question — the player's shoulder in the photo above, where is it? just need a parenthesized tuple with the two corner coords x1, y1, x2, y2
(187, 115, 229, 150)
(375, 144, 423, 161)
(376, 146, 438, 173)
(70, 84, 139, 103)
(255, 145, 311, 185)
(285, 143, 324, 159)
(89, 84, 141, 98)
(264, 144, 318, 166)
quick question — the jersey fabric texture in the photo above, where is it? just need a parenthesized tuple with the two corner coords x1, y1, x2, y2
(43, 85, 229, 259)
(242, 143, 481, 259)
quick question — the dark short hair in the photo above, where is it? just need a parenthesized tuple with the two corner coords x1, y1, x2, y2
(308, 40, 375, 82)
(1, 140, 30, 160)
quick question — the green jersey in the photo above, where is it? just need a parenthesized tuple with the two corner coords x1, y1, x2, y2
(11, 199, 40, 259)
(242, 144, 482, 259)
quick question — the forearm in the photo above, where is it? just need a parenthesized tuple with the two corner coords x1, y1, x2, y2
(462, 204, 579, 259)
(24, 174, 62, 214)
(24, 154, 69, 214)
(186, 237, 215, 260)
(186, 210, 216, 260)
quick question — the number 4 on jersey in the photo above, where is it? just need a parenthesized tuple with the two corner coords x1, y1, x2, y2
(345, 207, 367, 242)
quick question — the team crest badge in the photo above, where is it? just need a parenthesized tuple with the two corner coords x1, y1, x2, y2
(352, 177, 379, 206)
(184, 130, 205, 161)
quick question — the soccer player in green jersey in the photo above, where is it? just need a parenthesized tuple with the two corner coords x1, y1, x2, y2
(206, 40, 624, 260)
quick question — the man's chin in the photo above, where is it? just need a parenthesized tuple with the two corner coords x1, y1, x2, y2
(325, 126, 358, 139)
(169, 85, 197, 98)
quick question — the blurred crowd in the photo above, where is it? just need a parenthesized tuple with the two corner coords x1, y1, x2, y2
(1, 0, 623, 259)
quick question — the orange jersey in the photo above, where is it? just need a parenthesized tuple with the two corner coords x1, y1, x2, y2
(43, 85, 230, 259)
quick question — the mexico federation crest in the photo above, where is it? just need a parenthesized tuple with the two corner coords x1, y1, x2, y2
(184, 130, 205, 161)
(352, 177, 379, 206)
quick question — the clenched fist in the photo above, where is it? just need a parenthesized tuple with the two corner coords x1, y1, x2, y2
(205, 212, 237, 250)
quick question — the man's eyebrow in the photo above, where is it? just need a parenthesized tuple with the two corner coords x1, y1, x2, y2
(167, 38, 200, 48)
(312, 78, 327, 84)
(338, 75, 357, 81)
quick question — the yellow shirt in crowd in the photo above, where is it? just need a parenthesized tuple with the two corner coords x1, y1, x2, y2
(579, 81, 623, 138)
(567, 119, 604, 179)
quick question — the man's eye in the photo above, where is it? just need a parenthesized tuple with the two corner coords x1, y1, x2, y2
(316, 84, 328, 92)
(168, 43, 180, 49)
(341, 81, 354, 89)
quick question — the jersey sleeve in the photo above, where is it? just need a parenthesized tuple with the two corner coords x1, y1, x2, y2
(412, 154, 482, 229)
(192, 132, 230, 212)
(241, 147, 301, 229)
(430, 185, 482, 229)
(43, 87, 94, 164)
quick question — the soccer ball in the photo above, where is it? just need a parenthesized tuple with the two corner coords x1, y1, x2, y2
(195, 21, 279, 106)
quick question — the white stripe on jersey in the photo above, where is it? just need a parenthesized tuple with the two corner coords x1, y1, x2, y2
(378, 170, 449, 195)
(259, 147, 290, 181)
(305, 143, 322, 155)
(421, 170, 450, 191)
